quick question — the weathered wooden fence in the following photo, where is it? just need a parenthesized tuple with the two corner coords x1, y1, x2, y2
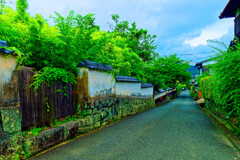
(19, 67, 74, 130)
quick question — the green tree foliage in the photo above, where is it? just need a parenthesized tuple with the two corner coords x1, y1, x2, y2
(16, 0, 28, 21)
(177, 84, 186, 92)
(150, 54, 191, 89)
(0, 0, 5, 14)
(0, 2, 191, 90)
(111, 14, 157, 62)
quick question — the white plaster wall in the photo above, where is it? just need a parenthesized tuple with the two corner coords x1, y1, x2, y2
(141, 87, 153, 97)
(116, 82, 141, 96)
(88, 69, 115, 97)
(154, 92, 166, 99)
(154, 94, 160, 99)
(0, 54, 17, 95)
(160, 92, 166, 97)
(0, 55, 17, 84)
(0, 54, 19, 103)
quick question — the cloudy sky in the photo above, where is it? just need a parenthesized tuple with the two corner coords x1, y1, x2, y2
(8, 0, 234, 63)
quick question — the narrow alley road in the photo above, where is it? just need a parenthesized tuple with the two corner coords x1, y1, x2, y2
(31, 90, 240, 160)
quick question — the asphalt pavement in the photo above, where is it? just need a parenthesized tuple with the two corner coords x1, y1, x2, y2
(31, 90, 240, 160)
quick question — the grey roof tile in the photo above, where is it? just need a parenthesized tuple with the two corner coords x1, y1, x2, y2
(141, 83, 154, 88)
(116, 75, 141, 82)
(159, 89, 166, 93)
(0, 40, 15, 55)
(78, 60, 113, 71)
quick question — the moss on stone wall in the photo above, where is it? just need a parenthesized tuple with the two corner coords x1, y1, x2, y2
(0, 110, 2, 136)
(1, 106, 21, 134)
(0, 131, 24, 160)
(1, 97, 155, 159)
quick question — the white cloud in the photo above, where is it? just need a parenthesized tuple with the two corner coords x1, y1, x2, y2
(184, 19, 234, 47)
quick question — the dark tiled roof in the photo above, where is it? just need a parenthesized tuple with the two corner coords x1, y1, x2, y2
(78, 60, 113, 71)
(0, 40, 7, 47)
(154, 89, 166, 94)
(116, 75, 141, 82)
(195, 57, 218, 67)
(219, 0, 240, 19)
(0, 40, 15, 55)
(159, 89, 166, 93)
(141, 83, 154, 88)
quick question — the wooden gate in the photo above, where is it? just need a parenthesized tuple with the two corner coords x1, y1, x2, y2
(19, 67, 74, 130)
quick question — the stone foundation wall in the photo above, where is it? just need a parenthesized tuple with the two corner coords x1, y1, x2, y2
(0, 64, 23, 159)
(0, 104, 22, 160)
(22, 97, 155, 158)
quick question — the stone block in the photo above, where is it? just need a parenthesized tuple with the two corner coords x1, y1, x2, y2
(101, 122, 109, 126)
(93, 122, 101, 129)
(22, 126, 65, 157)
(108, 107, 113, 119)
(85, 115, 94, 126)
(22, 136, 38, 158)
(36, 126, 65, 152)
(61, 121, 79, 140)
(0, 131, 23, 160)
(122, 108, 128, 117)
(117, 108, 122, 119)
(100, 111, 108, 119)
(78, 126, 91, 134)
(92, 108, 99, 114)
(77, 118, 89, 127)
(93, 114, 101, 124)
(102, 116, 111, 123)
(1, 106, 21, 133)
(81, 109, 92, 116)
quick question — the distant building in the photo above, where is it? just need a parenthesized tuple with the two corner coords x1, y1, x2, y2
(195, 59, 216, 75)
(219, 0, 240, 41)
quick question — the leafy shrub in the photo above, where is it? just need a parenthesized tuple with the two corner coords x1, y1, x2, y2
(22, 126, 47, 137)
(200, 40, 240, 135)
(190, 86, 195, 93)
(200, 76, 212, 99)
(30, 67, 76, 92)
(196, 71, 210, 89)
(177, 84, 186, 92)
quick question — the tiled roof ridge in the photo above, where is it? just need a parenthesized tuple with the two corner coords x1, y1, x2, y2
(0, 40, 15, 55)
(141, 83, 154, 88)
(116, 75, 141, 82)
(78, 60, 113, 71)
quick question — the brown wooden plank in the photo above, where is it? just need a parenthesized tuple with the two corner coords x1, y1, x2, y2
(19, 68, 74, 129)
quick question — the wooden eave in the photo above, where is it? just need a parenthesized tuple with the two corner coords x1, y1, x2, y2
(219, 0, 240, 19)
